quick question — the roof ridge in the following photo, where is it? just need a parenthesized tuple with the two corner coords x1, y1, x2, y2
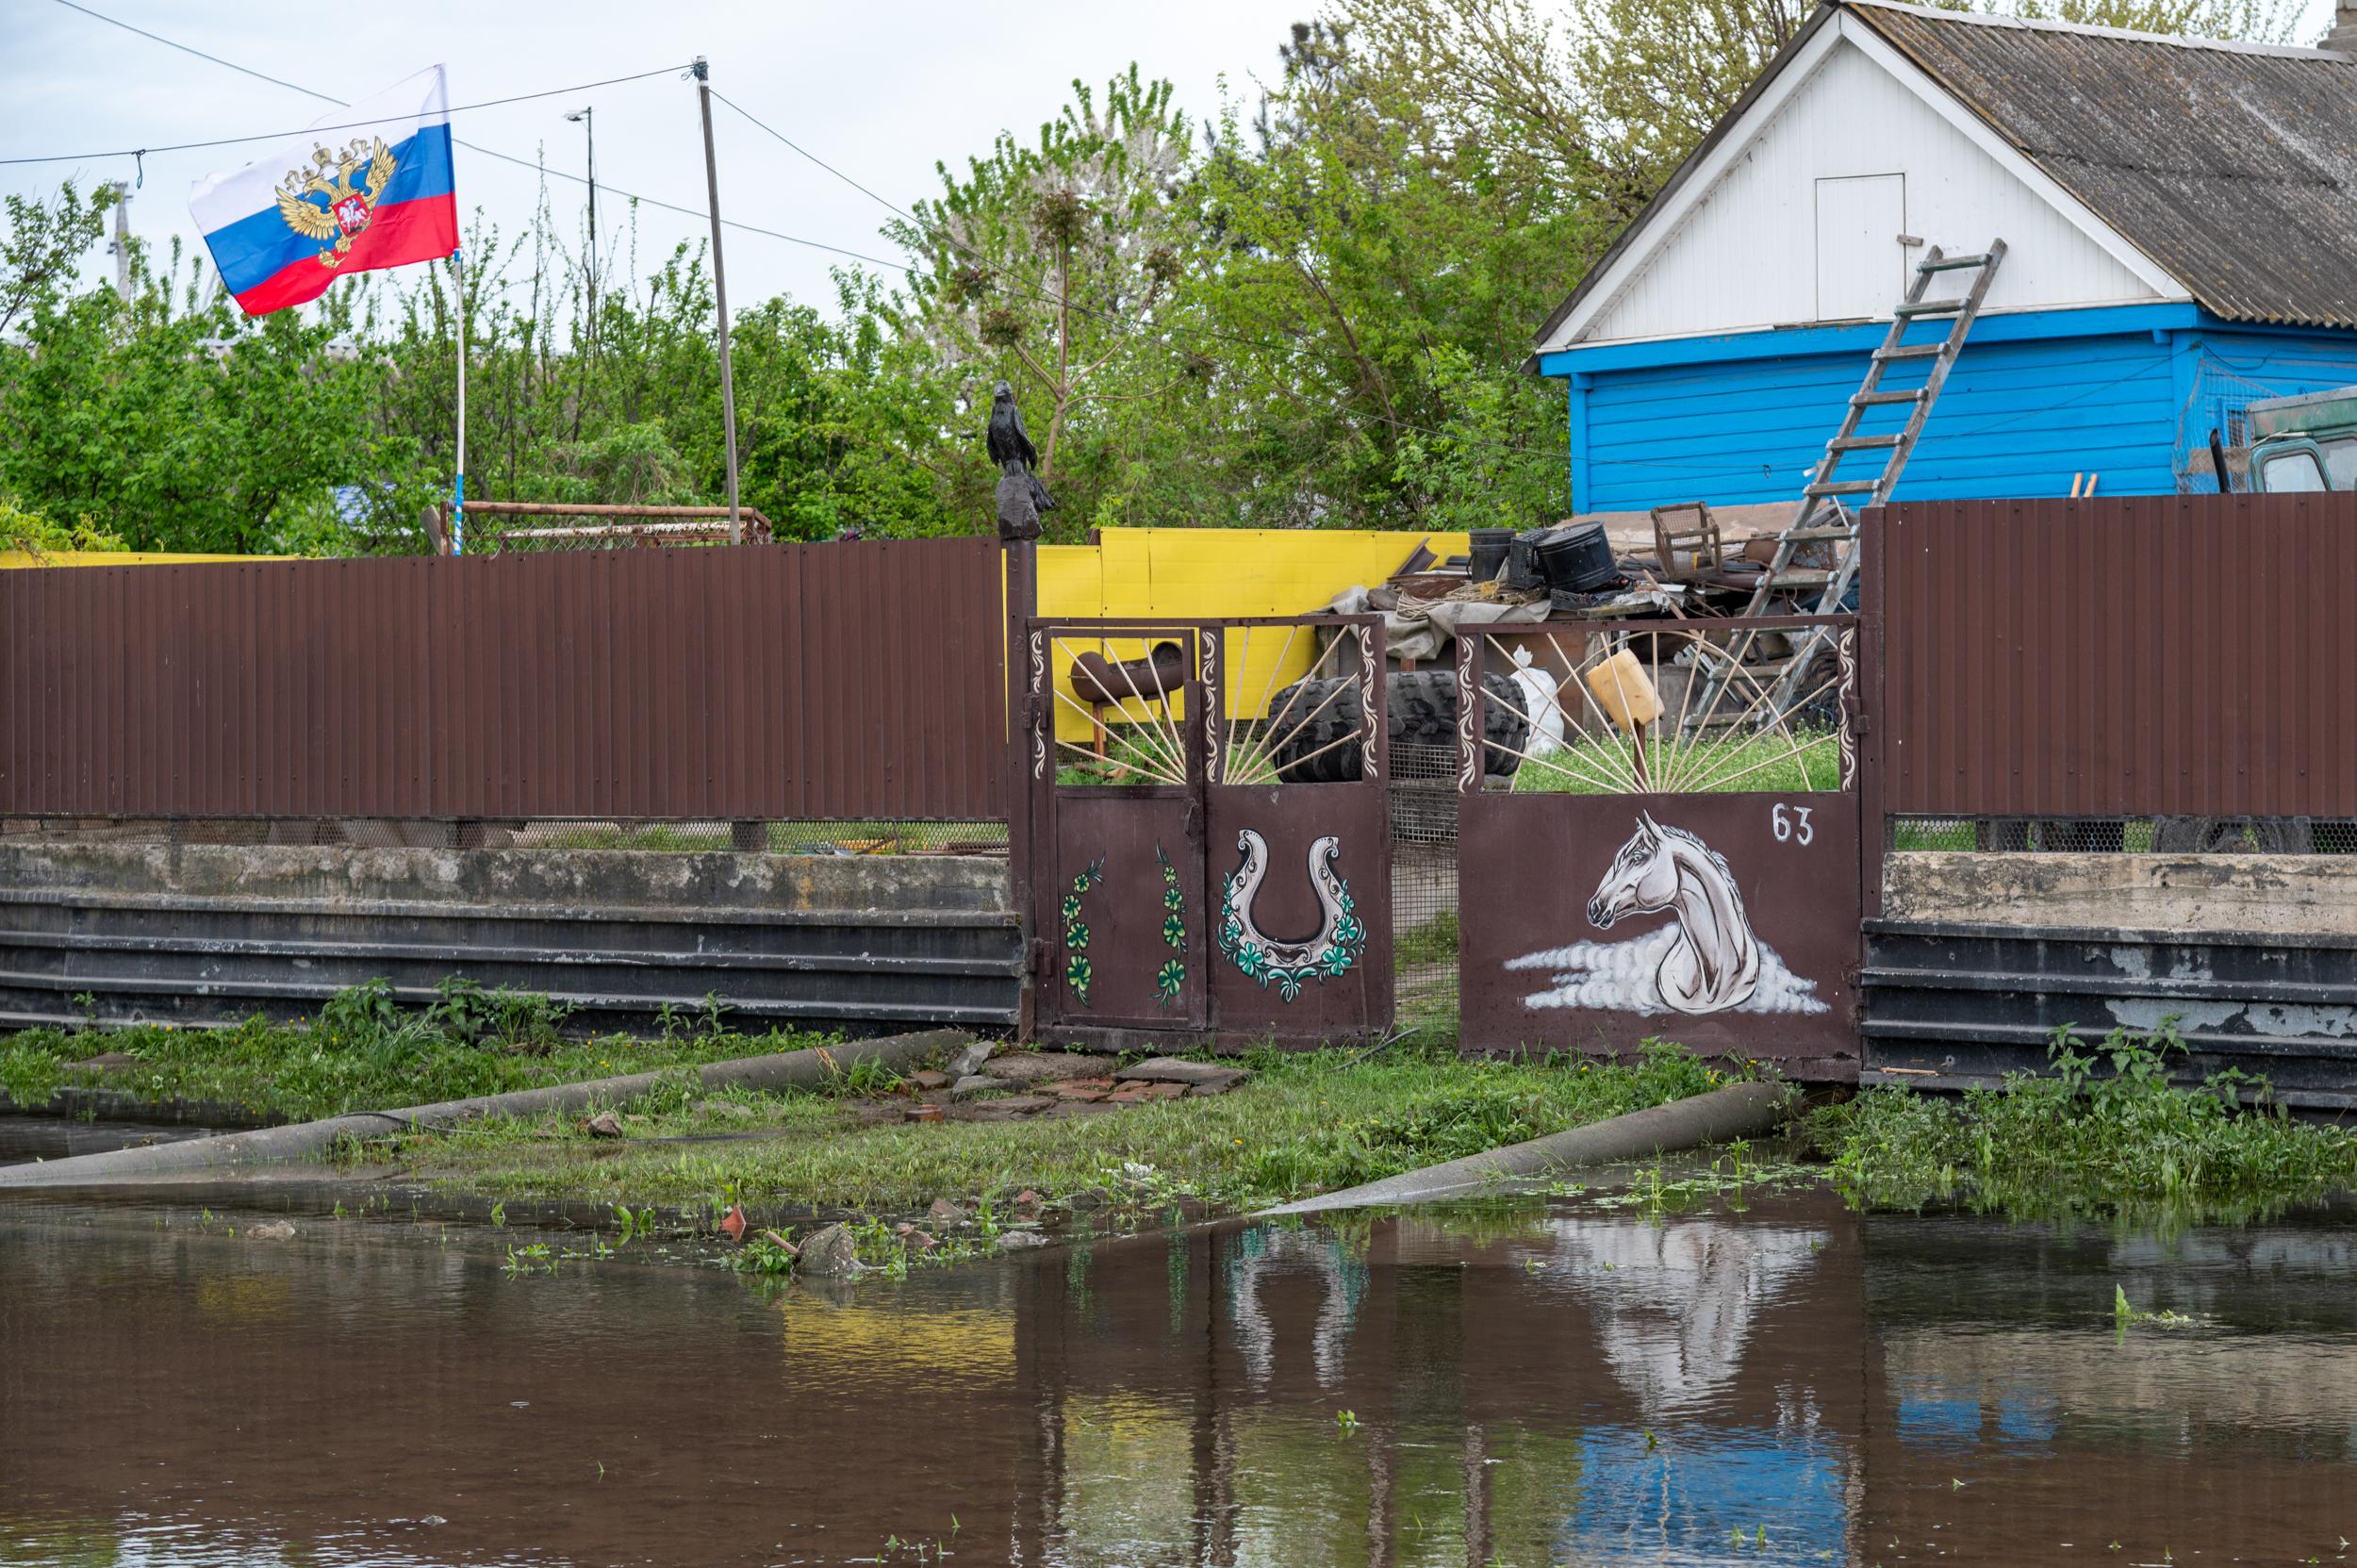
(1839, 0, 2351, 62)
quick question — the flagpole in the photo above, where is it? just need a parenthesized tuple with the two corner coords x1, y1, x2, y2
(453, 246, 469, 556)
(691, 57, 742, 543)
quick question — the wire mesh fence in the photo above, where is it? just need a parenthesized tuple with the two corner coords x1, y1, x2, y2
(1889, 816, 2357, 854)
(1391, 743, 1462, 1035)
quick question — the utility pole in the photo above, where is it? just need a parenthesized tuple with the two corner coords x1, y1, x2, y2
(691, 58, 743, 542)
(104, 181, 132, 296)
(564, 107, 596, 340)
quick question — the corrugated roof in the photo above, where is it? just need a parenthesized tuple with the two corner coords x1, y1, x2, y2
(1850, 0, 2357, 327)
(1534, 0, 2357, 348)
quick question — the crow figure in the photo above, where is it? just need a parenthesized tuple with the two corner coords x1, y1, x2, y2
(987, 380, 1056, 514)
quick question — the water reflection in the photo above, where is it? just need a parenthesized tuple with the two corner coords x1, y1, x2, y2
(3, 1184, 2355, 1566)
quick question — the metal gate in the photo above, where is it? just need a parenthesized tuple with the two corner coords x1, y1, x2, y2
(1453, 615, 1863, 1078)
(1023, 615, 1393, 1048)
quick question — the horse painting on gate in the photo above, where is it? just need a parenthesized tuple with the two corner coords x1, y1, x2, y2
(1506, 813, 1829, 1017)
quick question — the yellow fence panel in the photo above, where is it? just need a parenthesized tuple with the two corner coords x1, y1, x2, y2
(1035, 528, 1459, 744)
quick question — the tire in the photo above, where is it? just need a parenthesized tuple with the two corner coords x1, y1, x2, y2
(1261, 670, 1530, 784)
(2152, 817, 2314, 853)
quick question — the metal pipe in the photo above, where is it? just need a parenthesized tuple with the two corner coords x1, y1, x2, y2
(0, 1028, 969, 1190)
(1255, 1081, 1791, 1217)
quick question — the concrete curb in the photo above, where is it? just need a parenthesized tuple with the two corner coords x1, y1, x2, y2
(1253, 1080, 1792, 1217)
(0, 1027, 970, 1190)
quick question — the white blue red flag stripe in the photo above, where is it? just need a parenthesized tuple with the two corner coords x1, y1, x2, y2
(189, 66, 457, 316)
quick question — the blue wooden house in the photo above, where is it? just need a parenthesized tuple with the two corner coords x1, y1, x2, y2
(1533, 0, 2357, 511)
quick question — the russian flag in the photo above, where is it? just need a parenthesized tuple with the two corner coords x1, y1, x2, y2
(190, 67, 456, 317)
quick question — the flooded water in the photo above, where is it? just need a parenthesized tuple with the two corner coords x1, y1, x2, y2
(3, 1182, 2354, 1566)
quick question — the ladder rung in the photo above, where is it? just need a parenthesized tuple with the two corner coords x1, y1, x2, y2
(1765, 570, 1835, 587)
(1779, 526, 1856, 542)
(1806, 480, 1880, 496)
(1874, 344, 1943, 361)
(1854, 389, 1922, 405)
(1893, 300, 1963, 318)
(1830, 435, 1903, 452)
(1919, 253, 1993, 272)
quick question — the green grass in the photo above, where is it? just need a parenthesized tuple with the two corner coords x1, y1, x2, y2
(1805, 1020, 2357, 1225)
(373, 1038, 1736, 1220)
(1511, 729, 1840, 795)
(1890, 819, 2161, 851)
(1394, 909, 1460, 968)
(0, 977, 838, 1125)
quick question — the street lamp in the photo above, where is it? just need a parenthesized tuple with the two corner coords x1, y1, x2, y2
(564, 107, 595, 336)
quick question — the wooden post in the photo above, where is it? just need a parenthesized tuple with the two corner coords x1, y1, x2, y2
(692, 58, 743, 542)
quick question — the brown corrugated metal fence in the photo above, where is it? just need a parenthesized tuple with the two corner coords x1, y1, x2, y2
(0, 539, 1005, 820)
(1870, 493, 2357, 818)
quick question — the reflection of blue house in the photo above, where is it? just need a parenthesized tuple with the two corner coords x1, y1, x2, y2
(1569, 1427, 1851, 1565)
(1532, 0, 2357, 512)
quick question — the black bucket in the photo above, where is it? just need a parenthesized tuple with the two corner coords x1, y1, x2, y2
(1535, 521, 1617, 593)
(1468, 527, 1513, 583)
(1506, 529, 1550, 591)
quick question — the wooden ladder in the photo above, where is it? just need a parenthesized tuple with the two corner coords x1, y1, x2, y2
(1693, 239, 2007, 729)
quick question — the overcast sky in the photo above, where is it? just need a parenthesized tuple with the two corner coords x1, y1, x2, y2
(0, 0, 1308, 316)
(1, 0, 2343, 322)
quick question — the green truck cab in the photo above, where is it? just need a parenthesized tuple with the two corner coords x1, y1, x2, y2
(2244, 387, 2357, 492)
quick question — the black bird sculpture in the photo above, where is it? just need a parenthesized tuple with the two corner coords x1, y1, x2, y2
(987, 380, 1056, 516)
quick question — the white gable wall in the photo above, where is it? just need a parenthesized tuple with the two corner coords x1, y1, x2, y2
(1574, 29, 2171, 346)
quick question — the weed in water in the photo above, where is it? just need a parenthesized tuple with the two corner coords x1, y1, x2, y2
(728, 1231, 799, 1277)
(1805, 1019, 2357, 1225)
(2113, 1284, 2193, 1333)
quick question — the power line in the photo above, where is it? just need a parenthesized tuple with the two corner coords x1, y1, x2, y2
(0, 63, 694, 166)
(27, 0, 921, 272)
(49, 0, 327, 103)
(41, 0, 1574, 469)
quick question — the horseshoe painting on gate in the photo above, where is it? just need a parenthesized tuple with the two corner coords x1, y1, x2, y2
(1205, 785, 1392, 1040)
(1216, 829, 1367, 1000)
(1459, 792, 1858, 1071)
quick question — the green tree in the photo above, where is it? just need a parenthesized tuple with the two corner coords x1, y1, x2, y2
(889, 66, 1213, 536)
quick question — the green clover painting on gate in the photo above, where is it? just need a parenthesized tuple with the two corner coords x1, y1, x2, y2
(1061, 857, 1104, 1006)
(1060, 847, 1188, 1011)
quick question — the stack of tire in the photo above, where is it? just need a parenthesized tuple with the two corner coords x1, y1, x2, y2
(1261, 670, 1531, 784)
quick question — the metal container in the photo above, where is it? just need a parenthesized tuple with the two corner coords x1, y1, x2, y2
(1535, 521, 1618, 592)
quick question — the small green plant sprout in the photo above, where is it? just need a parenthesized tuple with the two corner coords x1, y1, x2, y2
(1334, 1409, 1360, 1434)
(2114, 1284, 2193, 1332)
(488, 1200, 506, 1228)
(729, 1230, 799, 1277)
(1643, 1429, 1658, 1453)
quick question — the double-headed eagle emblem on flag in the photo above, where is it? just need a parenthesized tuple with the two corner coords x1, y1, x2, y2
(274, 138, 397, 269)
